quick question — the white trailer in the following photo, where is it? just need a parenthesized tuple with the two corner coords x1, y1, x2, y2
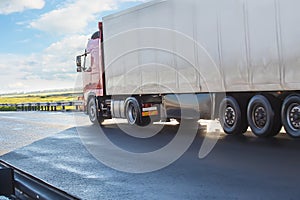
(77, 0, 300, 138)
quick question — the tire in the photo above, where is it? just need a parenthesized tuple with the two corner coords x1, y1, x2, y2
(88, 97, 104, 125)
(281, 95, 300, 138)
(125, 97, 151, 127)
(247, 95, 281, 137)
(219, 96, 248, 135)
(140, 116, 151, 126)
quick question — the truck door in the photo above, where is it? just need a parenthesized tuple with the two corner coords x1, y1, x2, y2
(83, 34, 104, 97)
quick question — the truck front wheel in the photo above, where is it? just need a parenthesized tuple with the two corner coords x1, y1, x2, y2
(88, 97, 104, 125)
(247, 95, 281, 137)
(281, 95, 300, 138)
(219, 96, 248, 134)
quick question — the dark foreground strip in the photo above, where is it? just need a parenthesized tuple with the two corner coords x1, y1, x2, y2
(0, 160, 80, 200)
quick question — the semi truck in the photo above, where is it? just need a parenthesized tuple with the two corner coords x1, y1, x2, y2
(76, 0, 300, 138)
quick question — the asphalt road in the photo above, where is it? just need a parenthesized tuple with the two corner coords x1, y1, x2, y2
(1, 112, 300, 200)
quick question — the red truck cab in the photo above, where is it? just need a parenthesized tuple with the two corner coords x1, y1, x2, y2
(76, 23, 105, 114)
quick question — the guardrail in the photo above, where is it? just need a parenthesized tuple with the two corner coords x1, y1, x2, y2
(0, 160, 80, 200)
(0, 101, 84, 112)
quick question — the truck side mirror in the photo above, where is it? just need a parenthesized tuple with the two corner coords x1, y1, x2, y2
(76, 55, 82, 72)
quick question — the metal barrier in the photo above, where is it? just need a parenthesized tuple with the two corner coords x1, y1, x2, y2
(0, 160, 80, 200)
(0, 101, 84, 112)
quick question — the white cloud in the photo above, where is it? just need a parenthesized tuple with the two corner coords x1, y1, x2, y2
(0, 35, 87, 93)
(0, 0, 149, 93)
(30, 0, 117, 34)
(30, 0, 148, 34)
(8, 82, 28, 90)
(0, 0, 45, 15)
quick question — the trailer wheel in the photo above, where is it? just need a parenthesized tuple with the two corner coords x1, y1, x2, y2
(281, 95, 300, 138)
(88, 97, 104, 125)
(125, 98, 150, 127)
(219, 96, 247, 134)
(247, 95, 281, 137)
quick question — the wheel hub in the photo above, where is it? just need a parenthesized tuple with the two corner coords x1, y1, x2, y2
(89, 100, 97, 122)
(253, 106, 267, 128)
(224, 106, 236, 126)
(91, 107, 96, 118)
(288, 104, 300, 130)
(128, 103, 137, 124)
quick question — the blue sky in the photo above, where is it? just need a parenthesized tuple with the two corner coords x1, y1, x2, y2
(0, 0, 147, 94)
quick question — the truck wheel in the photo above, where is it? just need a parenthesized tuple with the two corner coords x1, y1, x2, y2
(219, 96, 247, 134)
(88, 97, 104, 125)
(281, 95, 300, 138)
(140, 116, 151, 126)
(125, 98, 151, 127)
(247, 95, 281, 137)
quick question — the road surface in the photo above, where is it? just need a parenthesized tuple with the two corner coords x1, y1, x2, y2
(0, 112, 300, 199)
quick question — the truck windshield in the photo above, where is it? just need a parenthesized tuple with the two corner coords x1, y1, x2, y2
(91, 31, 100, 40)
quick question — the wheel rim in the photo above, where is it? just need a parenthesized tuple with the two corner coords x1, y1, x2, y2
(224, 106, 236, 127)
(89, 101, 97, 122)
(252, 105, 267, 129)
(127, 103, 137, 124)
(287, 103, 300, 131)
